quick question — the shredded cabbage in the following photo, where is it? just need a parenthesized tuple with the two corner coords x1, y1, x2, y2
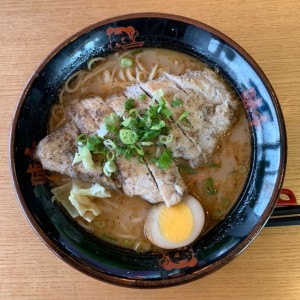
(52, 181, 111, 223)
(75, 182, 111, 198)
(51, 182, 79, 219)
(68, 181, 111, 222)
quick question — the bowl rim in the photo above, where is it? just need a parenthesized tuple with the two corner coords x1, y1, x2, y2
(9, 12, 287, 288)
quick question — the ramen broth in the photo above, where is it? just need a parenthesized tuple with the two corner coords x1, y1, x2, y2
(49, 48, 251, 252)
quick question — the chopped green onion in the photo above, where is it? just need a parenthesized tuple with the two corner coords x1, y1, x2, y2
(141, 141, 154, 146)
(142, 130, 161, 141)
(119, 129, 138, 145)
(124, 98, 135, 111)
(86, 136, 102, 151)
(203, 177, 217, 196)
(103, 139, 117, 151)
(104, 113, 120, 132)
(143, 115, 152, 127)
(138, 93, 146, 101)
(77, 133, 87, 143)
(161, 106, 172, 119)
(181, 118, 192, 128)
(123, 148, 134, 159)
(120, 57, 133, 68)
(103, 160, 117, 177)
(158, 134, 173, 145)
(106, 151, 115, 161)
(128, 108, 139, 118)
(151, 120, 166, 130)
(176, 111, 189, 124)
(208, 162, 220, 169)
(121, 117, 132, 127)
(178, 164, 197, 175)
(130, 145, 144, 156)
(153, 89, 164, 100)
(157, 95, 166, 107)
(172, 97, 183, 107)
(156, 149, 172, 170)
(116, 146, 134, 159)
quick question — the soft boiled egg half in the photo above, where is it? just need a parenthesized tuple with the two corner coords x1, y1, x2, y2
(144, 195, 205, 249)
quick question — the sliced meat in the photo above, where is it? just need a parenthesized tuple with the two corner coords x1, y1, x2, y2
(167, 124, 200, 167)
(34, 121, 118, 190)
(66, 99, 98, 134)
(35, 121, 79, 177)
(68, 96, 162, 204)
(145, 158, 187, 207)
(81, 97, 113, 123)
(106, 94, 127, 117)
(164, 69, 239, 136)
(116, 158, 162, 204)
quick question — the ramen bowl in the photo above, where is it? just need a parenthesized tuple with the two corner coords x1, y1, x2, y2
(10, 13, 286, 288)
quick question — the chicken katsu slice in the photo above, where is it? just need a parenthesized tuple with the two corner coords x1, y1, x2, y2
(125, 84, 200, 167)
(164, 69, 239, 136)
(70, 96, 162, 204)
(34, 121, 118, 190)
(140, 78, 219, 163)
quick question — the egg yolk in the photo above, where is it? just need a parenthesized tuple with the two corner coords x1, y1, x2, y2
(158, 202, 194, 243)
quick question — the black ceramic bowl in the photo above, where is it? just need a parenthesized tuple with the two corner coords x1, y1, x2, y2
(10, 13, 286, 288)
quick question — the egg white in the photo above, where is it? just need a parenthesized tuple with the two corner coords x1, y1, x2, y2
(144, 194, 205, 249)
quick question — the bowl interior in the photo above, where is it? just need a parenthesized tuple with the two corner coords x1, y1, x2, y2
(10, 14, 286, 287)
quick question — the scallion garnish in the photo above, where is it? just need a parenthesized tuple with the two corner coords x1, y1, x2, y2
(103, 139, 117, 150)
(77, 133, 87, 143)
(150, 120, 166, 130)
(156, 149, 172, 170)
(172, 97, 183, 107)
(103, 160, 117, 177)
(208, 162, 220, 169)
(178, 164, 197, 175)
(119, 129, 138, 145)
(203, 177, 218, 196)
(124, 98, 135, 111)
(104, 113, 119, 133)
(158, 134, 173, 145)
(176, 111, 189, 124)
(138, 93, 146, 101)
(120, 57, 133, 68)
